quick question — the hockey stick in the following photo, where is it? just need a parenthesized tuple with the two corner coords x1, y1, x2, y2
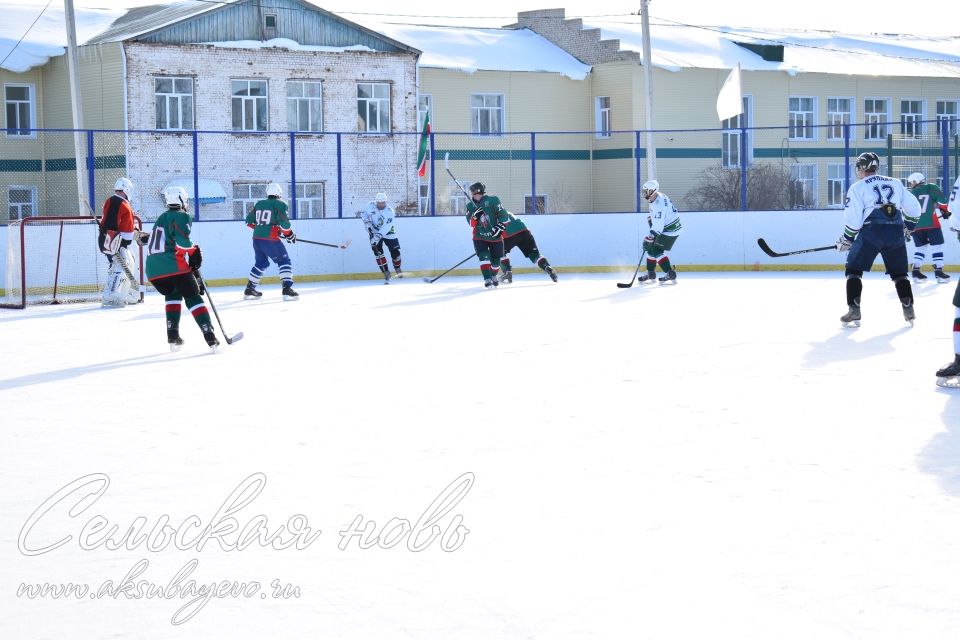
(616, 251, 647, 288)
(757, 238, 836, 258)
(423, 253, 477, 283)
(295, 238, 352, 250)
(444, 152, 473, 200)
(194, 269, 244, 345)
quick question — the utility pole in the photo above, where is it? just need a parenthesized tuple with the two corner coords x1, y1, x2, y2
(640, 0, 656, 182)
(64, 0, 91, 215)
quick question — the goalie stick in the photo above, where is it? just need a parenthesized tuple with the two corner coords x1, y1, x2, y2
(294, 238, 352, 250)
(194, 270, 244, 345)
(423, 253, 477, 283)
(616, 251, 647, 288)
(757, 238, 835, 258)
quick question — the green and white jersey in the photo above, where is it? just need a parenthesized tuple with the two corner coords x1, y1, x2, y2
(910, 183, 948, 229)
(145, 208, 195, 280)
(648, 193, 681, 236)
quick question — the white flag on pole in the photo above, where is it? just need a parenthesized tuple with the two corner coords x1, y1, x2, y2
(716, 63, 743, 122)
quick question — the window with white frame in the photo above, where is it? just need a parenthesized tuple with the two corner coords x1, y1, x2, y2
(233, 182, 267, 220)
(788, 97, 816, 140)
(721, 96, 752, 168)
(232, 80, 268, 132)
(789, 164, 817, 208)
(287, 81, 322, 132)
(525, 194, 546, 214)
(7, 185, 36, 220)
(900, 99, 924, 137)
(289, 182, 325, 218)
(937, 100, 959, 137)
(827, 164, 848, 208)
(595, 96, 611, 138)
(449, 181, 469, 214)
(418, 94, 432, 133)
(418, 94, 432, 198)
(4, 84, 35, 137)
(357, 82, 390, 133)
(155, 77, 193, 130)
(863, 98, 889, 140)
(471, 93, 504, 135)
(827, 97, 854, 141)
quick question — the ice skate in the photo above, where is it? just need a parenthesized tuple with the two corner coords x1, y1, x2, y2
(167, 330, 184, 352)
(282, 285, 300, 301)
(498, 270, 513, 284)
(383, 270, 392, 284)
(201, 324, 220, 353)
(840, 304, 861, 328)
(394, 269, 404, 279)
(902, 303, 916, 325)
(545, 265, 558, 282)
(243, 282, 262, 300)
(658, 269, 677, 285)
(638, 271, 657, 284)
(936, 357, 960, 388)
(484, 278, 499, 289)
(935, 269, 951, 283)
(911, 268, 927, 282)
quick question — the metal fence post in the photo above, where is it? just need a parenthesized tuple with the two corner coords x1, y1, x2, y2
(429, 131, 436, 216)
(289, 131, 298, 219)
(843, 123, 851, 193)
(85, 130, 95, 213)
(192, 130, 200, 221)
(336, 133, 343, 219)
(635, 130, 642, 213)
(739, 125, 748, 211)
(942, 120, 950, 191)
(530, 132, 537, 213)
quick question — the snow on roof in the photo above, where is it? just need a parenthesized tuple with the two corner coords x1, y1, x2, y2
(582, 19, 960, 77)
(359, 22, 591, 80)
(0, 4, 123, 72)
(197, 38, 377, 54)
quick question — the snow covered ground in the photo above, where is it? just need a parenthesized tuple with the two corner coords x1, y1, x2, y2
(2, 270, 960, 639)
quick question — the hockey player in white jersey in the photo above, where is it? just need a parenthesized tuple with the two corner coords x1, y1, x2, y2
(361, 192, 403, 283)
(835, 152, 921, 327)
(935, 175, 960, 386)
(637, 180, 682, 284)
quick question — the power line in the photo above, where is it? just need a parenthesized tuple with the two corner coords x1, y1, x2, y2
(0, 0, 55, 70)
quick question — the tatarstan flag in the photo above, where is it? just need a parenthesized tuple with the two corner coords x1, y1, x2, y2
(416, 111, 431, 177)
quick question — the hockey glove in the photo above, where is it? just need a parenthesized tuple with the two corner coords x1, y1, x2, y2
(835, 235, 853, 252)
(940, 205, 951, 220)
(282, 231, 296, 244)
(903, 225, 913, 242)
(642, 233, 658, 252)
(134, 231, 150, 247)
(370, 233, 382, 245)
(188, 246, 203, 269)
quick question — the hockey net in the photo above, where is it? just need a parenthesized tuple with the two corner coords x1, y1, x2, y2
(2, 216, 144, 309)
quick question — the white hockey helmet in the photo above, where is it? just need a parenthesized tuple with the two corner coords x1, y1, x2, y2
(641, 179, 659, 201)
(906, 172, 925, 188)
(375, 192, 388, 204)
(114, 177, 133, 195)
(163, 185, 189, 210)
(266, 182, 283, 198)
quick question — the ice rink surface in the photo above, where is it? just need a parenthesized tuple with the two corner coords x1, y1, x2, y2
(2, 270, 960, 639)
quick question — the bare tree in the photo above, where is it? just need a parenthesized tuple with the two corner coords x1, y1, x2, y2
(684, 163, 794, 211)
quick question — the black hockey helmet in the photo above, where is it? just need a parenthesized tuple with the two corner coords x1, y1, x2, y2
(469, 182, 485, 195)
(856, 151, 880, 173)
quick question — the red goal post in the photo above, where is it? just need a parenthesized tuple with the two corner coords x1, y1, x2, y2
(2, 215, 145, 309)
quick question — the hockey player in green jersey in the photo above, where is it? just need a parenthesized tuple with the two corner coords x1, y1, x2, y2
(243, 182, 298, 301)
(144, 186, 219, 352)
(465, 182, 507, 288)
(907, 173, 951, 283)
(497, 210, 557, 284)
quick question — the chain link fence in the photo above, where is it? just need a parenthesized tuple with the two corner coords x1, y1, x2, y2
(3, 119, 958, 222)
